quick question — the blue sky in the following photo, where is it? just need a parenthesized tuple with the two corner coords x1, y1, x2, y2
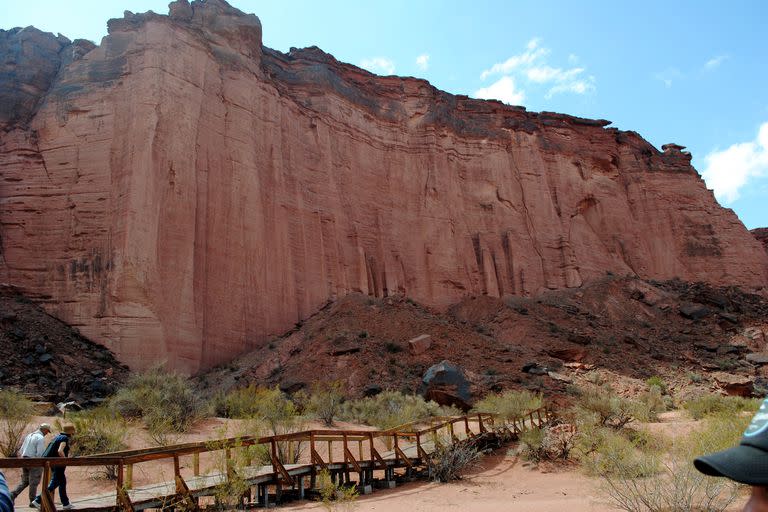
(2, 1, 766, 228)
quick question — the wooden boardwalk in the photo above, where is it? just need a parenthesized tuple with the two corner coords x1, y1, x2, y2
(0, 407, 551, 511)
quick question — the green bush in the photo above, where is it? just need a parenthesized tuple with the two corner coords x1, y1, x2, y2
(580, 427, 659, 478)
(212, 386, 303, 463)
(64, 407, 128, 479)
(472, 389, 543, 421)
(109, 367, 201, 443)
(339, 391, 458, 430)
(307, 381, 344, 427)
(317, 468, 358, 511)
(597, 414, 746, 512)
(683, 394, 759, 420)
(645, 376, 667, 394)
(0, 389, 33, 457)
(574, 386, 640, 429)
(634, 386, 666, 423)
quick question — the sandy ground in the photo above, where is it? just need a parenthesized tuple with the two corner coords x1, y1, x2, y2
(3, 412, 751, 511)
(283, 452, 619, 512)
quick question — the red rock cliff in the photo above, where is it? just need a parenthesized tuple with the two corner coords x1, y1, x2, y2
(2, 0, 767, 373)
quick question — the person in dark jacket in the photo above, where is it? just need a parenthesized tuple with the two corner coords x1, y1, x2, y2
(695, 397, 768, 511)
(30, 425, 75, 510)
(0, 471, 13, 512)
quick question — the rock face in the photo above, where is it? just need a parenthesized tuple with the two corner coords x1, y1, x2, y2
(1, 0, 767, 373)
(753, 229, 768, 254)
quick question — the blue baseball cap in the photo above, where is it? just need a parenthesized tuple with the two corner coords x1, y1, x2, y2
(694, 397, 768, 485)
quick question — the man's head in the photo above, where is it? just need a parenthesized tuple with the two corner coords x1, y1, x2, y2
(39, 423, 51, 435)
(694, 398, 768, 485)
(62, 424, 75, 436)
(695, 397, 768, 511)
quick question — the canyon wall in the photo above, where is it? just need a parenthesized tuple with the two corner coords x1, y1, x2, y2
(1, 0, 767, 372)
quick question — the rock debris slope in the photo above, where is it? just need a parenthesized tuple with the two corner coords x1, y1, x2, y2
(1, 0, 766, 372)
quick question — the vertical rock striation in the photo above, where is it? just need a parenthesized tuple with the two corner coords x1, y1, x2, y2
(1, 0, 766, 372)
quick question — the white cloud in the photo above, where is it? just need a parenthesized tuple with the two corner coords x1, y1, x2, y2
(474, 76, 525, 105)
(360, 57, 395, 75)
(416, 54, 430, 70)
(704, 55, 728, 71)
(702, 122, 768, 203)
(546, 77, 596, 98)
(480, 38, 549, 80)
(476, 39, 595, 105)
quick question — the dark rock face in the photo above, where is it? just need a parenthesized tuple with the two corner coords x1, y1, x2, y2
(420, 360, 472, 411)
(0, 27, 71, 129)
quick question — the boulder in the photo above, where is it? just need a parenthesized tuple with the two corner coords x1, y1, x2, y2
(546, 347, 587, 362)
(408, 334, 432, 355)
(522, 362, 549, 375)
(680, 303, 711, 320)
(746, 353, 768, 365)
(420, 360, 471, 411)
(713, 372, 754, 397)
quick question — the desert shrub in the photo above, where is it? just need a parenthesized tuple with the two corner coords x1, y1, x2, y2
(339, 391, 459, 430)
(64, 407, 128, 479)
(215, 386, 303, 463)
(109, 367, 201, 444)
(645, 376, 667, 394)
(472, 389, 543, 421)
(597, 414, 747, 512)
(575, 386, 640, 429)
(427, 440, 482, 482)
(317, 468, 358, 511)
(0, 389, 33, 457)
(581, 427, 659, 478)
(520, 427, 547, 463)
(307, 381, 344, 426)
(635, 386, 666, 423)
(683, 394, 759, 420)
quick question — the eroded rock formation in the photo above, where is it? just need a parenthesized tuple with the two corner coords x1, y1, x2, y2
(753, 229, 768, 254)
(1, 0, 767, 372)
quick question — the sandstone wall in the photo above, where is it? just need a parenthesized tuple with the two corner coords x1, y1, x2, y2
(1, 0, 766, 372)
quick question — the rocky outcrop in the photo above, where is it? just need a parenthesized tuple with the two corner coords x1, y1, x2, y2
(1, 0, 767, 373)
(753, 229, 768, 254)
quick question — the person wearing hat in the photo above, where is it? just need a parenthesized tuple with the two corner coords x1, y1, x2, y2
(695, 398, 768, 511)
(30, 425, 74, 510)
(10, 423, 50, 506)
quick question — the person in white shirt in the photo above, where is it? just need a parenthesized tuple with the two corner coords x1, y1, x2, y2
(10, 424, 50, 506)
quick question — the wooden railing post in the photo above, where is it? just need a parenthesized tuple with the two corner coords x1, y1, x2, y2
(193, 452, 200, 476)
(328, 440, 333, 464)
(40, 462, 54, 512)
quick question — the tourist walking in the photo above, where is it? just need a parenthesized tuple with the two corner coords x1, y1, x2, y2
(31, 425, 75, 510)
(10, 424, 50, 506)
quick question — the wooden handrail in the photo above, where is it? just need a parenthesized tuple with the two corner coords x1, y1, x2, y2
(0, 404, 552, 510)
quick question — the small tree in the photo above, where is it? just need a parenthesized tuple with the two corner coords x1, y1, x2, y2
(217, 385, 303, 463)
(0, 389, 33, 457)
(308, 381, 344, 426)
(109, 366, 201, 445)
